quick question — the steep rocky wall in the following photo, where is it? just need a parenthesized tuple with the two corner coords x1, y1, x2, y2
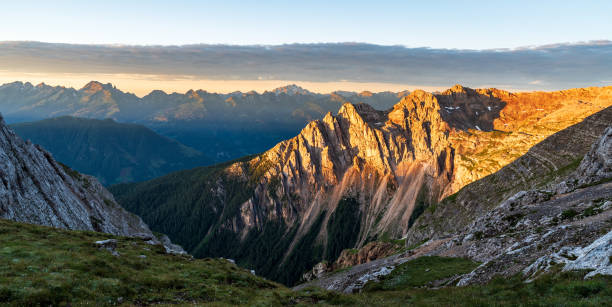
(0, 113, 154, 238)
(231, 91, 455, 250)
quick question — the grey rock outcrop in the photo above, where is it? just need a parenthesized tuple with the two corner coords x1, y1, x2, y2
(0, 113, 184, 254)
(563, 230, 612, 278)
(567, 126, 612, 188)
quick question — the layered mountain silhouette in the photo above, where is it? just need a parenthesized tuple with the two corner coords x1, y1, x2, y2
(110, 85, 612, 285)
(11, 116, 208, 185)
(0, 81, 408, 162)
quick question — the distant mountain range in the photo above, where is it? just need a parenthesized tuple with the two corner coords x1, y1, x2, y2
(110, 85, 612, 285)
(11, 116, 208, 185)
(0, 81, 408, 162)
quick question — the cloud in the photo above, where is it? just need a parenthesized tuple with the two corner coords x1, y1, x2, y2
(0, 41, 611, 91)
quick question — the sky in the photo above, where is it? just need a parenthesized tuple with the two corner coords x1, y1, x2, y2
(0, 1, 611, 95)
(1, 0, 611, 49)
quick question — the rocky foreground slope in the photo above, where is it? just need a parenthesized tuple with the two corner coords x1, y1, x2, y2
(112, 85, 612, 285)
(0, 113, 183, 253)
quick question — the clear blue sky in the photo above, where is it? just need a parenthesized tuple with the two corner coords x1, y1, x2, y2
(1, 0, 610, 49)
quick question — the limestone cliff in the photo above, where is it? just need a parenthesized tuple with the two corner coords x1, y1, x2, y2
(233, 90, 455, 245)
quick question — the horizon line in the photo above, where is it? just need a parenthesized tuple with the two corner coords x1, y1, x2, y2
(2, 39, 611, 52)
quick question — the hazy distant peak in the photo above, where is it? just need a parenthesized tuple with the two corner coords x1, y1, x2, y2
(1, 81, 34, 90)
(80, 81, 114, 93)
(332, 90, 357, 97)
(226, 91, 243, 97)
(270, 84, 312, 96)
(144, 89, 168, 98)
(396, 90, 411, 98)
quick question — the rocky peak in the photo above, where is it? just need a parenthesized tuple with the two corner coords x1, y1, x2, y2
(235, 92, 455, 244)
(445, 84, 468, 94)
(80, 81, 114, 94)
(271, 84, 312, 96)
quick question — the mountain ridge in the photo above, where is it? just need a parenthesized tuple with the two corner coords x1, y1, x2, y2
(111, 85, 612, 285)
(0, 80, 409, 162)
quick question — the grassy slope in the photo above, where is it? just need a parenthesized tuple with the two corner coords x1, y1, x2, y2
(0, 218, 342, 306)
(357, 271, 612, 306)
(1, 218, 610, 306)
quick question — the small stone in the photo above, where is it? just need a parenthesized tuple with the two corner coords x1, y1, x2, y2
(138, 255, 147, 259)
(94, 239, 117, 249)
(145, 239, 157, 246)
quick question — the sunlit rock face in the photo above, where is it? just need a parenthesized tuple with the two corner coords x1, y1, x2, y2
(444, 85, 612, 192)
(230, 90, 455, 246)
(0, 113, 153, 237)
(228, 85, 612, 246)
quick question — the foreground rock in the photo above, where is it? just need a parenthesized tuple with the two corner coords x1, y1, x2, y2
(302, 241, 401, 282)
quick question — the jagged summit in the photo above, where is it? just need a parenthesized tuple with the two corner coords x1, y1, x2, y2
(446, 84, 468, 93)
(270, 84, 313, 96)
(80, 81, 115, 93)
(1, 81, 34, 90)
